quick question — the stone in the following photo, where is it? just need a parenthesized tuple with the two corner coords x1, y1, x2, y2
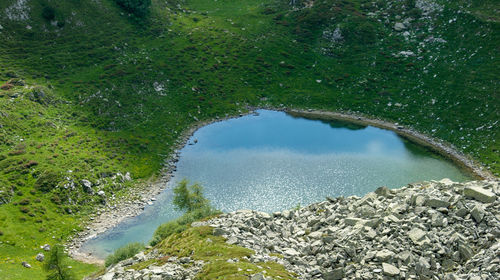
(464, 186, 496, 203)
(382, 263, 400, 276)
(394, 22, 406, 31)
(344, 217, 366, 226)
(323, 267, 344, 280)
(213, 228, 229, 236)
(375, 186, 392, 197)
(408, 228, 427, 244)
(81, 179, 92, 191)
(439, 178, 454, 186)
(376, 249, 395, 261)
(42, 244, 51, 251)
(458, 243, 474, 260)
(22, 262, 31, 268)
(416, 257, 431, 277)
(101, 271, 115, 280)
(250, 273, 265, 280)
(425, 198, 450, 208)
(283, 248, 300, 256)
(36, 253, 44, 262)
(97, 190, 105, 196)
(471, 205, 485, 223)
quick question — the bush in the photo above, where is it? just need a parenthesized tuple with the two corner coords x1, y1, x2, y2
(34, 171, 60, 192)
(150, 205, 220, 246)
(42, 6, 56, 21)
(43, 244, 75, 280)
(114, 0, 151, 17)
(105, 242, 144, 267)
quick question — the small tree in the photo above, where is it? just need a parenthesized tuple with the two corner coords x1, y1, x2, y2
(43, 245, 75, 280)
(173, 179, 209, 212)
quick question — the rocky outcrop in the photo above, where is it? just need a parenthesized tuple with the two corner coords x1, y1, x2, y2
(96, 179, 499, 279)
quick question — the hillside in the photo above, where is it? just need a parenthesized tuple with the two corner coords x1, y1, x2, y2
(0, 0, 498, 279)
(96, 179, 499, 279)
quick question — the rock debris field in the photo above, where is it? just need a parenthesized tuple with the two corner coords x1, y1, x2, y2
(97, 179, 499, 279)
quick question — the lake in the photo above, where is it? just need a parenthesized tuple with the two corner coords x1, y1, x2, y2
(81, 110, 471, 258)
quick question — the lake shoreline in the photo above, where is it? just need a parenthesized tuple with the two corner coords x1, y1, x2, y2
(68, 107, 494, 264)
(287, 109, 493, 180)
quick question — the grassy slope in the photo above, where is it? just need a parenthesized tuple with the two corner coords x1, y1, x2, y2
(0, 0, 498, 278)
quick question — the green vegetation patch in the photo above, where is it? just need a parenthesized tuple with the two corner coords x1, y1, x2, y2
(155, 226, 296, 279)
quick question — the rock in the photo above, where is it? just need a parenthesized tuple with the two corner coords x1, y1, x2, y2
(101, 272, 115, 280)
(22, 262, 31, 268)
(213, 228, 229, 236)
(81, 180, 92, 193)
(425, 198, 450, 208)
(408, 228, 427, 245)
(250, 273, 265, 280)
(375, 186, 391, 197)
(323, 267, 344, 280)
(93, 179, 500, 280)
(416, 257, 431, 277)
(382, 263, 400, 276)
(191, 221, 207, 227)
(42, 244, 51, 251)
(344, 217, 366, 226)
(470, 205, 485, 223)
(376, 249, 395, 261)
(97, 190, 105, 196)
(458, 243, 474, 260)
(464, 186, 496, 203)
(36, 253, 44, 262)
(283, 248, 300, 256)
(124, 172, 132, 181)
(394, 22, 406, 31)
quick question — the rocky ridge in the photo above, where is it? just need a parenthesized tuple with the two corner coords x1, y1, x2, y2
(96, 179, 499, 279)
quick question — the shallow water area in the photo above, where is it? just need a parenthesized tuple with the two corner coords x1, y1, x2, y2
(81, 110, 471, 258)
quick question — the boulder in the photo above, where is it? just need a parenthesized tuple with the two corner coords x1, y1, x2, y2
(425, 198, 450, 208)
(464, 186, 496, 203)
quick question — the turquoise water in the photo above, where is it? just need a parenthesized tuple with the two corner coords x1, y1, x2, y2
(81, 110, 471, 258)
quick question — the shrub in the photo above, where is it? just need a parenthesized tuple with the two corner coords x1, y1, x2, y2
(19, 198, 30, 205)
(8, 149, 25, 156)
(42, 6, 56, 21)
(114, 0, 151, 17)
(150, 204, 220, 246)
(43, 244, 75, 280)
(105, 242, 144, 267)
(24, 160, 38, 169)
(34, 171, 60, 192)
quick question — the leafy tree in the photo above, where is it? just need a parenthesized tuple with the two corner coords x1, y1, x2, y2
(114, 0, 151, 17)
(173, 179, 209, 212)
(43, 245, 75, 280)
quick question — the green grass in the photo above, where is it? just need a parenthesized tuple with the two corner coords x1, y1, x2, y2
(154, 226, 297, 279)
(0, 0, 498, 278)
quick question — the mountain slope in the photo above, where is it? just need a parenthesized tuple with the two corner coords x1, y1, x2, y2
(0, 0, 498, 278)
